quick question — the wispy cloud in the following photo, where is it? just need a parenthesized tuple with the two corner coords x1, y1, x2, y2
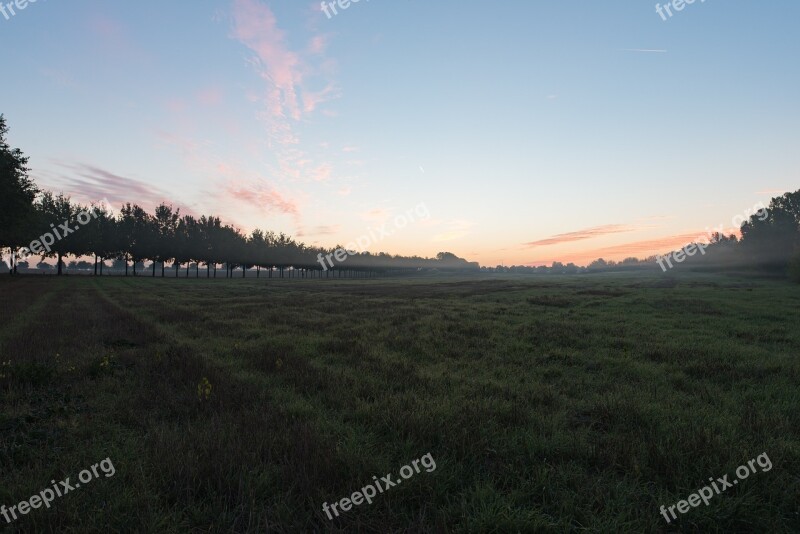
(225, 181, 300, 217)
(310, 163, 332, 182)
(231, 0, 304, 120)
(431, 220, 474, 242)
(586, 232, 708, 257)
(755, 189, 789, 195)
(530, 232, 710, 266)
(308, 35, 328, 55)
(361, 208, 391, 222)
(524, 224, 637, 248)
(230, 0, 340, 185)
(40, 161, 192, 214)
(196, 86, 224, 106)
(296, 224, 341, 238)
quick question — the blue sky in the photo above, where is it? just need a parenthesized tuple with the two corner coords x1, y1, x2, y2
(1, 0, 798, 266)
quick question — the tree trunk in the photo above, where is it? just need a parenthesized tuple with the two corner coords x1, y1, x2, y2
(94, 255, 98, 276)
(162, 262, 165, 277)
(153, 261, 156, 277)
(257, 265, 260, 278)
(125, 258, 129, 277)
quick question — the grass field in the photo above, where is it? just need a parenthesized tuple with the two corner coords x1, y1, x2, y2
(1, 274, 799, 532)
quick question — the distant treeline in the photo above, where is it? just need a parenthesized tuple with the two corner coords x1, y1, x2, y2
(0, 115, 477, 277)
(486, 190, 800, 282)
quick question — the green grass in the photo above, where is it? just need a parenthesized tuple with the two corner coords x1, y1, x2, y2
(1, 273, 799, 532)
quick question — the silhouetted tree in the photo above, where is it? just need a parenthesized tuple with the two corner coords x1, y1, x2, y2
(0, 115, 38, 274)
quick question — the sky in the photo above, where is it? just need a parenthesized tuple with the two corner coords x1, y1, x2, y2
(1, 0, 798, 267)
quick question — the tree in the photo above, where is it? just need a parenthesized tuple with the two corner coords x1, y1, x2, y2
(130, 205, 157, 276)
(34, 192, 78, 275)
(117, 204, 136, 276)
(174, 215, 199, 277)
(153, 204, 180, 277)
(0, 115, 38, 274)
(197, 215, 221, 277)
(84, 202, 117, 276)
(740, 191, 800, 270)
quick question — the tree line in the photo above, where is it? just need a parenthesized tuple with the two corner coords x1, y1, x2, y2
(3, 113, 797, 280)
(485, 191, 800, 282)
(0, 115, 478, 277)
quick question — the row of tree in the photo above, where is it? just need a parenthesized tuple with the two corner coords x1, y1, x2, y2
(2, 113, 797, 280)
(0, 115, 478, 277)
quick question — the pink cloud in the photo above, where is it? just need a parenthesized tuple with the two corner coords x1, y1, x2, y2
(431, 220, 474, 243)
(308, 35, 328, 55)
(197, 87, 224, 106)
(231, 0, 304, 120)
(361, 208, 391, 222)
(229, 0, 344, 191)
(85, 13, 145, 63)
(211, 159, 304, 225)
(310, 163, 332, 182)
(756, 189, 790, 195)
(303, 83, 339, 113)
(40, 161, 198, 217)
(87, 13, 124, 39)
(531, 232, 713, 266)
(524, 224, 637, 248)
(165, 98, 188, 113)
(226, 182, 300, 217)
(296, 224, 341, 238)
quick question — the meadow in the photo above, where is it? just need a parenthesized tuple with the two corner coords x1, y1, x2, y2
(0, 273, 798, 532)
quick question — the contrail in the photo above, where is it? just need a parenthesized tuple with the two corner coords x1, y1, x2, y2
(620, 48, 667, 53)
